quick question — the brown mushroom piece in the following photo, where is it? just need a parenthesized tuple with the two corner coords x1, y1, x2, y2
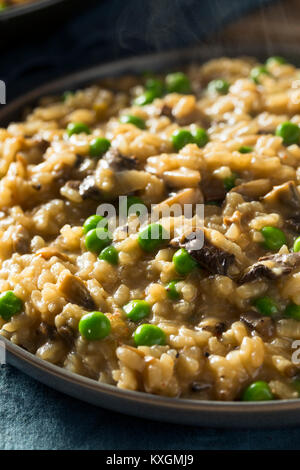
(263, 181, 300, 213)
(103, 148, 138, 172)
(36, 138, 50, 154)
(233, 179, 272, 199)
(240, 311, 275, 338)
(36, 247, 71, 262)
(200, 175, 226, 203)
(160, 104, 174, 120)
(171, 230, 235, 276)
(58, 272, 96, 310)
(153, 187, 203, 215)
(239, 252, 300, 284)
(38, 322, 57, 341)
(56, 324, 76, 346)
(200, 318, 227, 336)
(286, 215, 300, 233)
(79, 175, 102, 200)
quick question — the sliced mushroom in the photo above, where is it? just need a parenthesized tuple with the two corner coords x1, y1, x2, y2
(160, 104, 174, 120)
(153, 188, 203, 214)
(38, 322, 57, 341)
(261, 252, 300, 266)
(58, 272, 96, 310)
(286, 215, 300, 233)
(38, 321, 74, 347)
(200, 176, 226, 203)
(56, 324, 76, 346)
(79, 175, 102, 200)
(200, 318, 227, 336)
(233, 179, 272, 199)
(103, 148, 138, 171)
(240, 311, 275, 338)
(238, 263, 278, 284)
(36, 247, 70, 262)
(239, 252, 300, 284)
(263, 181, 300, 212)
(171, 230, 235, 276)
(31, 137, 50, 154)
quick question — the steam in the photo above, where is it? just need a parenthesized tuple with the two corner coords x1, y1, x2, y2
(116, 0, 202, 52)
(115, 0, 278, 53)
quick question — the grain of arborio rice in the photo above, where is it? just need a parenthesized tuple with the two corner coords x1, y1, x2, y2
(2, 56, 300, 401)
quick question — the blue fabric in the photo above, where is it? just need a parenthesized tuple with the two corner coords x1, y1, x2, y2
(1, 364, 300, 450)
(1, 0, 293, 450)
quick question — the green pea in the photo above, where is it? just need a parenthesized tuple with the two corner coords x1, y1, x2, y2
(208, 79, 230, 95)
(173, 248, 197, 275)
(266, 56, 286, 66)
(89, 137, 111, 158)
(284, 303, 300, 320)
(242, 381, 273, 401)
(171, 129, 194, 151)
(85, 228, 112, 253)
(0, 291, 22, 321)
(276, 121, 300, 146)
(261, 226, 287, 251)
(138, 223, 168, 252)
(126, 196, 144, 216)
(145, 78, 164, 97)
(83, 215, 108, 234)
(253, 296, 278, 316)
(119, 115, 146, 129)
(238, 145, 253, 153)
(99, 245, 119, 265)
(223, 172, 237, 192)
(192, 128, 209, 148)
(134, 90, 157, 106)
(123, 300, 151, 322)
(293, 236, 300, 252)
(165, 72, 191, 94)
(134, 324, 166, 346)
(166, 280, 180, 300)
(79, 311, 111, 341)
(135, 78, 164, 106)
(67, 122, 91, 137)
(250, 66, 270, 84)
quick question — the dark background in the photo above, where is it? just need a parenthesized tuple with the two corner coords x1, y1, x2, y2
(1, 0, 275, 100)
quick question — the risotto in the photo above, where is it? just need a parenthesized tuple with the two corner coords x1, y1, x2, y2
(2, 56, 300, 401)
